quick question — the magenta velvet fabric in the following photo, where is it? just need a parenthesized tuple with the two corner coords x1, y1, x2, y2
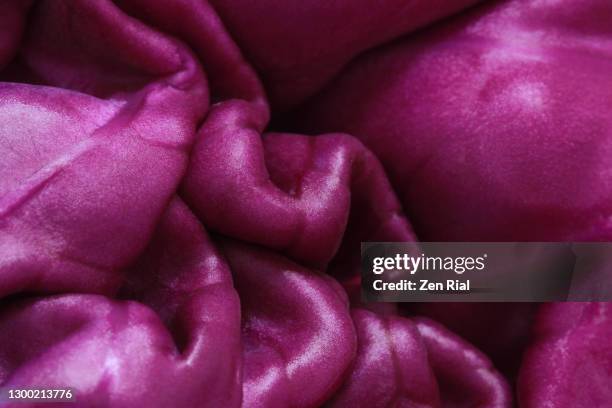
(1, 0, 610, 407)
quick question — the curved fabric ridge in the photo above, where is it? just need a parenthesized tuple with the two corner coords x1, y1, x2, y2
(219, 239, 356, 408)
(0, 0, 207, 298)
(289, 0, 612, 390)
(1, 0, 611, 406)
(328, 309, 440, 407)
(403, 303, 538, 378)
(114, 0, 267, 114)
(415, 318, 512, 407)
(183, 100, 414, 267)
(295, 0, 612, 242)
(0, 198, 241, 407)
(208, 0, 483, 108)
(330, 310, 511, 407)
(518, 303, 612, 407)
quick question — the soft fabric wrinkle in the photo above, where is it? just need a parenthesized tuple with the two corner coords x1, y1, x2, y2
(415, 319, 512, 408)
(183, 100, 415, 268)
(0, 0, 208, 298)
(518, 303, 612, 408)
(0, 198, 241, 407)
(402, 302, 538, 379)
(327, 310, 441, 408)
(207, 0, 483, 108)
(219, 239, 356, 408)
(292, 2, 612, 400)
(2, 0, 608, 406)
(114, 0, 268, 115)
(329, 311, 512, 408)
(295, 0, 612, 243)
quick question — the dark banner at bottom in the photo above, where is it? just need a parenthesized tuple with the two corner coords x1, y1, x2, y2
(361, 242, 612, 302)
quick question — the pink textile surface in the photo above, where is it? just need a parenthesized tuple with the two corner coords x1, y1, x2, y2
(1, 0, 611, 407)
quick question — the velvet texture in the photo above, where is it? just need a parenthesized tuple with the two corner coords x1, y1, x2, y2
(1, 0, 610, 407)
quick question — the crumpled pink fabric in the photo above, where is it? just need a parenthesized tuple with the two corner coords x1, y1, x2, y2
(0, 198, 241, 407)
(0, 0, 207, 298)
(518, 303, 612, 407)
(1, 0, 610, 407)
(295, 0, 612, 242)
(206, 0, 484, 108)
(182, 100, 415, 267)
(328, 310, 510, 408)
(219, 239, 356, 407)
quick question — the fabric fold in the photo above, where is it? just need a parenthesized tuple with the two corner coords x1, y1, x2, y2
(183, 100, 414, 268)
(219, 239, 357, 408)
(0, 0, 208, 298)
(519, 303, 612, 407)
(0, 198, 241, 407)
